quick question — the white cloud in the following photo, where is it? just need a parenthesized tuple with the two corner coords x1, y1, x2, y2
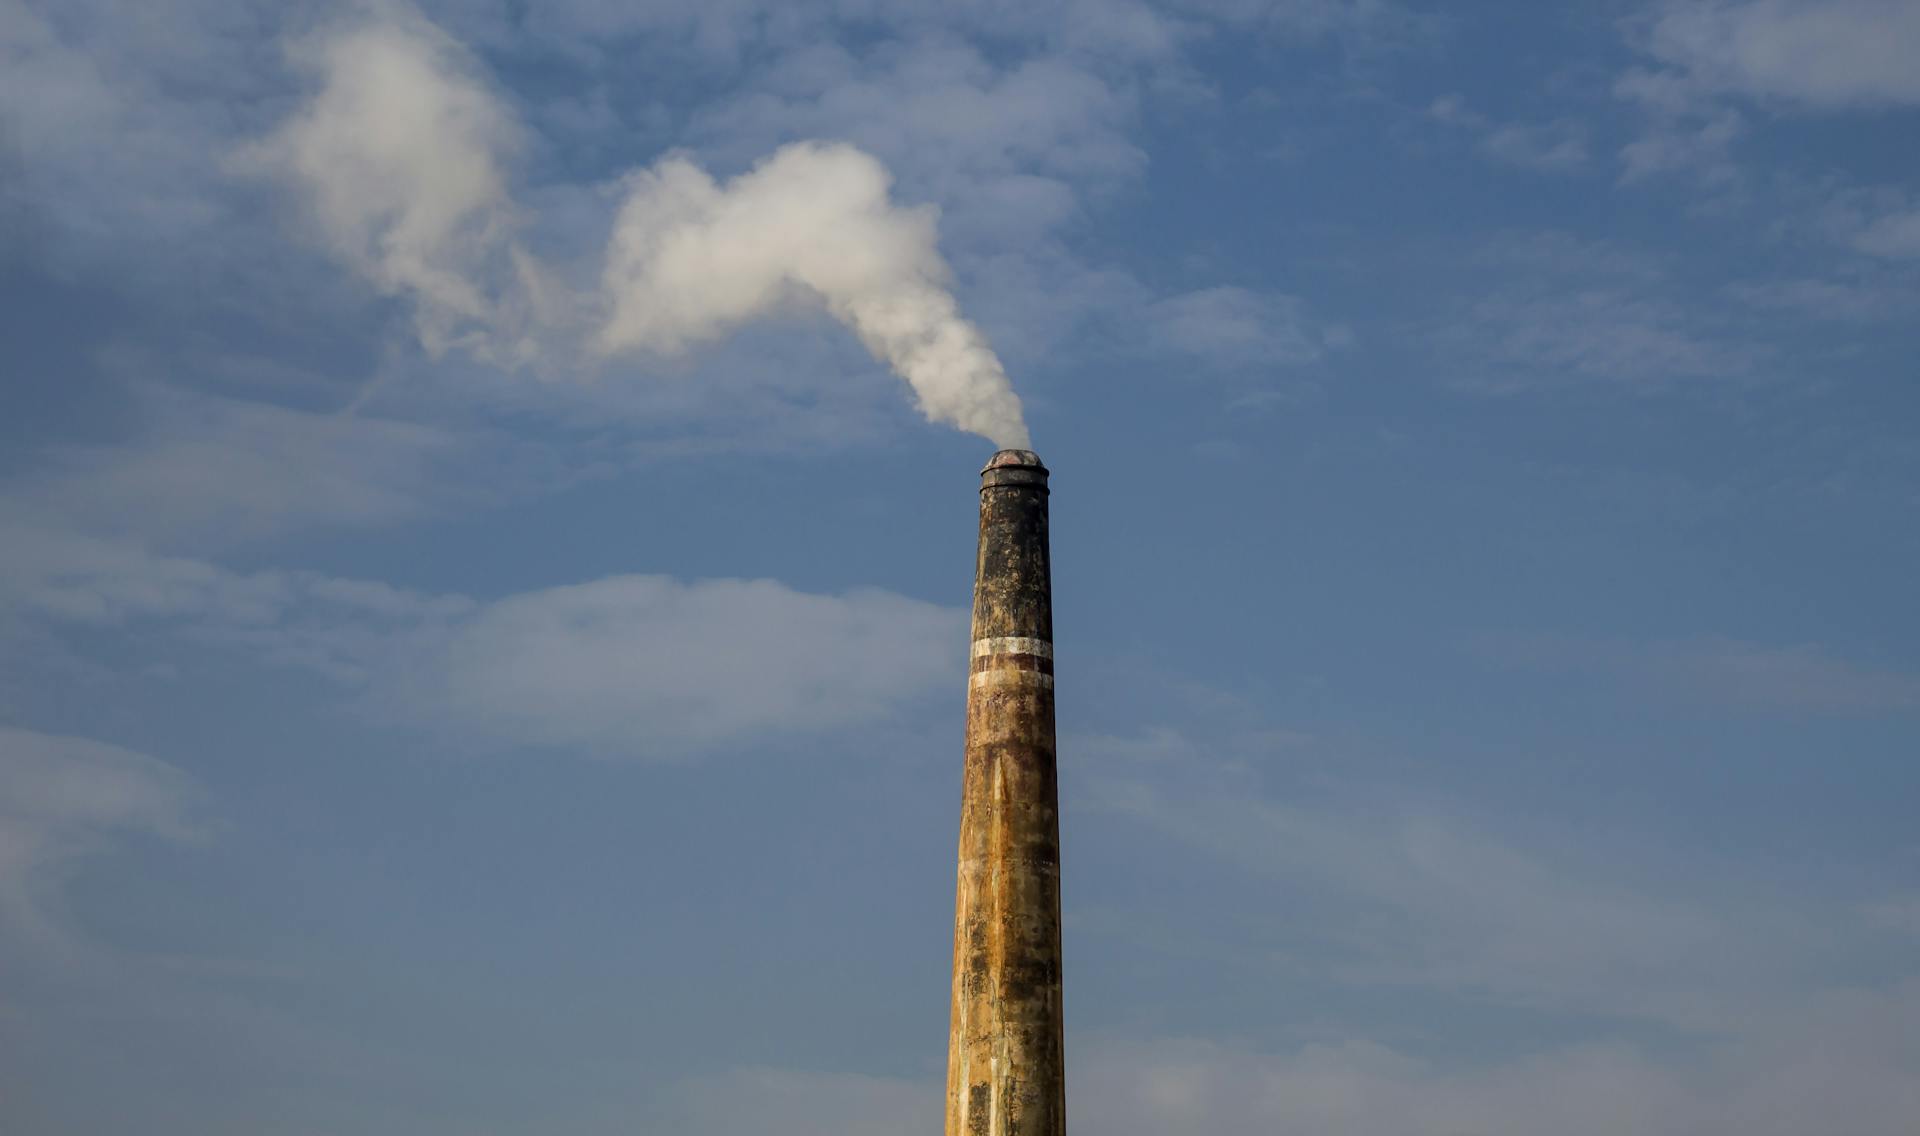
(239, 9, 533, 360)
(1480, 121, 1590, 173)
(665, 10, 1407, 394)
(671, 986, 1920, 1136)
(1616, 112, 1743, 186)
(1082, 726, 1750, 1021)
(687, 39, 1146, 206)
(676, 34, 1149, 375)
(1486, 633, 1920, 715)
(1796, 183, 1920, 272)
(1645, 0, 1920, 109)
(677, 34, 1153, 375)
(0, 728, 199, 956)
(0, 0, 256, 247)
(14, 0, 1394, 451)
(1851, 207, 1920, 260)
(0, 3, 120, 170)
(2, 542, 965, 759)
(664, 699, 1920, 1131)
(1725, 276, 1920, 323)
(1427, 95, 1589, 174)
(1613, 68, 1745, 185)
(1430, 230, 1760, 390)
(1072, 997, 1920, 1136)
(520, 0, 794, 63)
(245, 11, 1047, 445)
(957, 244, 1149, 371)
(7, 383, 458, 547)
(522, 0, 1412, 73)
(0, 519, 478, 697)
(1467, 290, 1758, 387)
(0, 388, 463, 644)
(1144, 286, 1341, 370)
(390, 575, 963, 758)
(1655, 638, 1920, 712)
(0, 525, 293, 626)
(1617, 2, 1920, 188)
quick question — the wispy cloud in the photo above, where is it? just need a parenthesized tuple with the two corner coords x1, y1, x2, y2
(1612, 68, 1745, 186)
(383, 574, 963, 758)
(1464, 290, 1758, 388)
(1427, 94, 1589, 173)
(1725, 276, 1920, 324)
(0, 727, 199, 960)
(6, 383, 458, 547)
(1, 540, 963, 759)
(1070, 999, 1920, 1136)
(1850, 207, 1920, 261)
(1483, 632, 1920, 715)
(0, 0, 263, 249)
(1079, 725, 1758, 1022)
(1144, 286, 1345, 371)
(1641, 0, 1920, 109)
(1615, 1, 1920, 191)
(667, 984, 1920, 1136)
(1426, 231, 1762, 391)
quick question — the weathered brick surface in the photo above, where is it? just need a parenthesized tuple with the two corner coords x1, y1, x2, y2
(945, 450, 1064, 1136)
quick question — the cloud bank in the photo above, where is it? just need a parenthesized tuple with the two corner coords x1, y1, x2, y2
(1646, 0, 1920, 108)
(1, 528, 964, 760)
(393, 574, 964, 758)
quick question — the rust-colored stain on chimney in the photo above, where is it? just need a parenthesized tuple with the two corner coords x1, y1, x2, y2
(945, 449, 1064, 1136)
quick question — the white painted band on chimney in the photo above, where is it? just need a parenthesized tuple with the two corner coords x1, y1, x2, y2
(969, 670, 1054, 690)
(971, 636, 1053, 660)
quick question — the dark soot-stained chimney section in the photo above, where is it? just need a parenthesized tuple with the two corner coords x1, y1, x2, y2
(945, 449, 1064, 1136)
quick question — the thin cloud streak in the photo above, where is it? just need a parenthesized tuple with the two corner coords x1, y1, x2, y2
(0, 728, 200, 962)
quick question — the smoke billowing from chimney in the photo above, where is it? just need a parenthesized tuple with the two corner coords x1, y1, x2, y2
(600, 144, 1028, 449)
(247, 9, 1031, 448)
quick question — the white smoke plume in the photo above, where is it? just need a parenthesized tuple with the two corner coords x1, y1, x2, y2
(246, 10, 1030, 448)
(598, 144, 1029, 449)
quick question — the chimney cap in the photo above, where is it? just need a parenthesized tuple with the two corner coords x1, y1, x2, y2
(983, 449, 1046, 474)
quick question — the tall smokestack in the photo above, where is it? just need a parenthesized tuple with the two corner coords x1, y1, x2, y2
(946, 449, 1063, 1136)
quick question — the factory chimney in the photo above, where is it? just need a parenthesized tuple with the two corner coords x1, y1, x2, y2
(945, 449, 1064, 1136)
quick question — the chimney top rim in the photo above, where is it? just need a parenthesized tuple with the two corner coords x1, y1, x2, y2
(983, 449, 1046, 474)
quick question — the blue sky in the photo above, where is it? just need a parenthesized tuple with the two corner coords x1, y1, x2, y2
(3, 1, 1919, 1132)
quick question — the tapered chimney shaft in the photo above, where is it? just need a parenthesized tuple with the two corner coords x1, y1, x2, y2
(945, 449, 1064, 1136)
